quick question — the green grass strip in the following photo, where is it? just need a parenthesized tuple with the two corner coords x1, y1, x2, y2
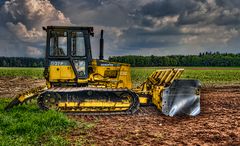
(0, 99, 75, 146)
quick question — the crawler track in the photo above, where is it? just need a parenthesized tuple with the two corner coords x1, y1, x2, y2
(72, 106, 161, 121)
(37, 87, 140, 115)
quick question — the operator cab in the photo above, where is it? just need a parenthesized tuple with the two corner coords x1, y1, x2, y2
(43, 26, 94, 80)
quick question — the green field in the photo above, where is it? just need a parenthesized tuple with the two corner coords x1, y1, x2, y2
(0, 67, 240, 145)
(0, 67, 43, 78)
(1, 67, 240, 85)
(131, 67, 240, 86)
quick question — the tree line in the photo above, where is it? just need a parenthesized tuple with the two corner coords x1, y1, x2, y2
(0, 57, 44, 67)
(109, 52, 240, 67)
(0, 52, 240, 67)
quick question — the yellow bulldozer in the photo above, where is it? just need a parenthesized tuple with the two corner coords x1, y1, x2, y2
(5, 26, 201, 116)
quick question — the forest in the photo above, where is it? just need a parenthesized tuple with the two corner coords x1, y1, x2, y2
(109, 52, 240, 67)
(0, 57, 44, 67)
(0, 52, 240, 67)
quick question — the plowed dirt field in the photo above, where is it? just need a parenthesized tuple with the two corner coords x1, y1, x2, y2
(1, 77, 239, 145)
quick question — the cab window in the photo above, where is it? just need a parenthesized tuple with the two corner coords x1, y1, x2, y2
(50, 31, 67, 56)
(71, 32, 85, 56)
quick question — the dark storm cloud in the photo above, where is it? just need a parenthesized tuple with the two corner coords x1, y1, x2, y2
(50, 0, 134, 27)
(118, 26, 181, 50)
(137, 0, 240, 27)
(126, 0, 240, 54)
(177, 0, 240, 26)
(0, 0, 240, 57)
(139, 0, 197, 18)
(215, 0, 240, 7)
(0, 0, 4, 5)
(51, 0, 102, 9)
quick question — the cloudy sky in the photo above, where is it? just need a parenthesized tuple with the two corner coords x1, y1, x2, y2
(0, 0, 240, 58)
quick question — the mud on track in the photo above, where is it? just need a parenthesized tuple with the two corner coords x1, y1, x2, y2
(1, 77, 239, 145)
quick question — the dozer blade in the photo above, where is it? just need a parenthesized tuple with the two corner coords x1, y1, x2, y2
(162, 79, 201, 116)
(5, 86, 47, 111)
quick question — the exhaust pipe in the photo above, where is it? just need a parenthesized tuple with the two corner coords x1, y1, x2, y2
(99, 30, 104, 60)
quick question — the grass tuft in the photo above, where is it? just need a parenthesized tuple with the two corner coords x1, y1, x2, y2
(0, 99, 75, 145)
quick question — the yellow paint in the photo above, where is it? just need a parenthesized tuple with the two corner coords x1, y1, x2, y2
(152, 86, 164, 110)
(58, 101, 130, 112)
(49, 65, 75, 81)
(48, 60, 132, 89)
(15, 86, 47, 103)
(18, 95, 26, 102)
(90, 59, 132, 89)
(134, 69, 184, 110)
(139, 97, 148, 104)
(58, 101, 130, 107)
